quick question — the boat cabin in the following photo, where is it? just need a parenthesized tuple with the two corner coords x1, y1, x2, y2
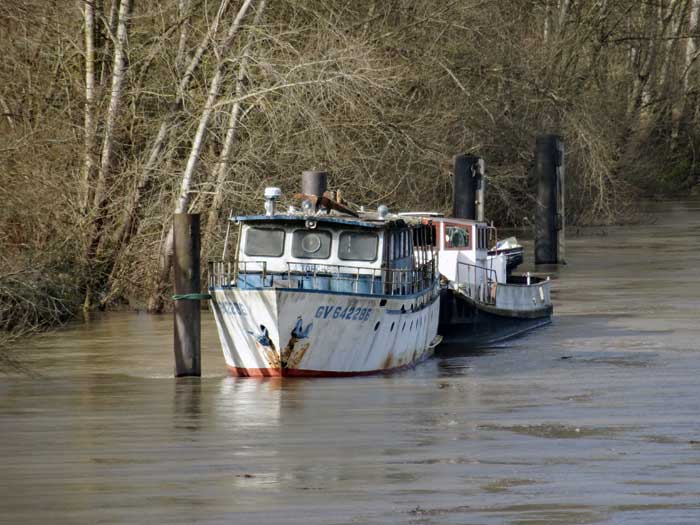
(428, 217, 507, 285)
(215, 211, 438, 297)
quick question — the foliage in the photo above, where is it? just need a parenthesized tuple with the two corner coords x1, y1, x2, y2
(1, 0, 699, 325)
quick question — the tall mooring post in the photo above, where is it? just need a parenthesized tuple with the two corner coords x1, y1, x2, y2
(173, 213, 201, 377)
(534, 135, 565, 265)
(453, 154, 485, 220)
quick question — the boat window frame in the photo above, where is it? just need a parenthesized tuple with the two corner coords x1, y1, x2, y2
(476, 226, 488, 249)
(443, 222, 472, 250)
(337, 230, 379, 262)
(291, 228, 333, 260)
(243, 226, 287, 257)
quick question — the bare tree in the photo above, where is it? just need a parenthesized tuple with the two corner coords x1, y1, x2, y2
(81, 0, 98, 214)
(109, 0, 233, 252)
(148, 0, 256, 312)
(204, 0, 268, 248)
(83, 0, 132, 309)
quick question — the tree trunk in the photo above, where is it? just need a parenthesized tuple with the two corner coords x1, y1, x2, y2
(557, 0, 571, 33)
(93, 0, 131, 214)
(82, 0, 98, 214)
(685, 0, 700, 92)
(148, 0, 256, 313)
(176, 0, 191, 75)
(204, 0, 267, 248)
(99, 0, 120, 88)
(654, 1, 688, 138)
(83, 0, 132, 310)
(674, 0, 700, 144)
(109, 0, 233, 253)
(626, 2, 666, 132)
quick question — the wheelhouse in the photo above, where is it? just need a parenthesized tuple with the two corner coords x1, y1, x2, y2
(210, 214, 438, 297)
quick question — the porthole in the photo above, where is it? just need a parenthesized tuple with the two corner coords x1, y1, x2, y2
(390, 322, 395, 331)
(301, 233, 322, 253)
(374, 321, 380, 331)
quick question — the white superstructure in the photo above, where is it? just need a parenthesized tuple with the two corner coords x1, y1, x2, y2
(208, 191, 442, 377)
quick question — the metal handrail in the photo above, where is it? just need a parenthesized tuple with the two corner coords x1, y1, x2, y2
(455, 260, 497, 305)
(208, 258, 437, 297)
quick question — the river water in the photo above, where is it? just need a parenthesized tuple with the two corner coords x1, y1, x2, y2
(2, 200, 700, 524)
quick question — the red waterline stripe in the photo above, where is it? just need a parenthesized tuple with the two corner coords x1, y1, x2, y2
(226, 359, 426, 378)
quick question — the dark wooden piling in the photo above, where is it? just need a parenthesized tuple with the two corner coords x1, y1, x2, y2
(534, 135, 565, 265)
(173, 213, 201, 377)
(453, 155, 484, 220)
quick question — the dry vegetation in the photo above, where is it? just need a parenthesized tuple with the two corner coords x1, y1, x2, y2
(1, 0, 699, 336)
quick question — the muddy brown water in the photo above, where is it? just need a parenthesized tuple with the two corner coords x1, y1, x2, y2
(2, 200, 700, 524)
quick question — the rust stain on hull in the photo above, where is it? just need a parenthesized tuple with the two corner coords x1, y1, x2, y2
(227, 360, 425, 377)
(286, 343, 309, 369)
(381, 354, 394, 370)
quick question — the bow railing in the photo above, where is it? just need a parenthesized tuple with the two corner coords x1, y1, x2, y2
(208, 259, 437, 297)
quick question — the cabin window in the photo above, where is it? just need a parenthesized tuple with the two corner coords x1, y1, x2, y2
(338, 232, 378, 261)
(292, 229, 332, 259)
(477, 228, 488, 249)
(445, 225, 470, 249)
(244, 227, 285, 257)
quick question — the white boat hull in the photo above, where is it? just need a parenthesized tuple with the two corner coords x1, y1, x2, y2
(210, 286, 441, 377)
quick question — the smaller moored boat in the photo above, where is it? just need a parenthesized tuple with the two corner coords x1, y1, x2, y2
(430, 216, 553, 348)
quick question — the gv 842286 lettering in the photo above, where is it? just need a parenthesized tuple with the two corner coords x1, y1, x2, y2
(314, 305, 372, 321)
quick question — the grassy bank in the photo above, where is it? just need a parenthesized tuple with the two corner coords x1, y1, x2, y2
(0, 253, 83, 349)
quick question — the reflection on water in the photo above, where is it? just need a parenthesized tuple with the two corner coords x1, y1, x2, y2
(2, 200, 700, 524)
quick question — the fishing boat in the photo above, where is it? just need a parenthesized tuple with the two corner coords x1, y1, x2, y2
(207, 171, 442, 377)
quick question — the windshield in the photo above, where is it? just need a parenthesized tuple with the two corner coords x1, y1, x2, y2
(338, 232, 378, 261)
(244, 227, 285, 256)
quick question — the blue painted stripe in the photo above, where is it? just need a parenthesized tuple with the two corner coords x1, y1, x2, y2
(233, 214, 385, 229)
(209, 284, 438, 301)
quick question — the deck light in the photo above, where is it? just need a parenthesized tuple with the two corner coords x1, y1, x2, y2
(264, 187, 282, 216)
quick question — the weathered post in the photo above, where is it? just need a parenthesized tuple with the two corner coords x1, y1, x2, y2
(534, 135, 565, 264)
(453, 155, 485, 220)
(173, 213, 201, 377)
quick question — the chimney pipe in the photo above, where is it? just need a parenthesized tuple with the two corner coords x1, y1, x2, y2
(302, 170, 328, 198)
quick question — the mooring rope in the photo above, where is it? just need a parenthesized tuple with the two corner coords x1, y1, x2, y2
(172, 293, 212, 301)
